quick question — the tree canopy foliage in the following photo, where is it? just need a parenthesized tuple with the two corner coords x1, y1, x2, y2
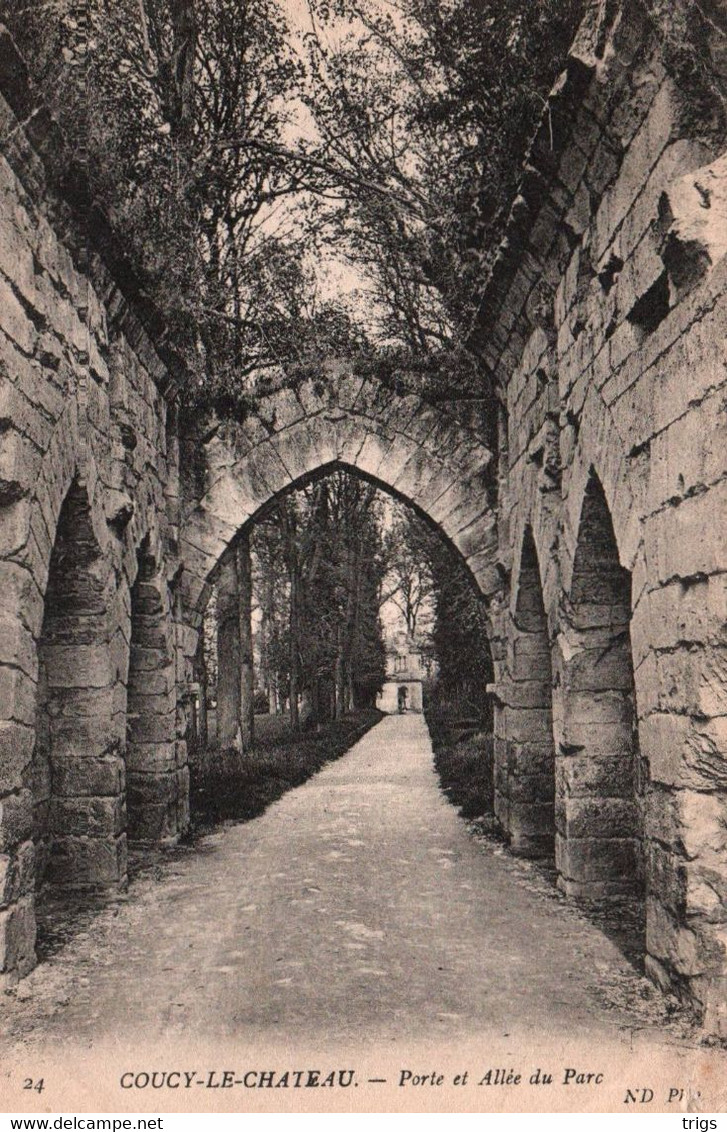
(294, 0, 585, 355)
(5, 0, 725, 410)
(1, 0, 593, 409)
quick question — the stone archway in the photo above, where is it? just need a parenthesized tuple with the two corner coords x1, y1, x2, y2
(180, 372, 499, 624)
(179, 374, 499, 758)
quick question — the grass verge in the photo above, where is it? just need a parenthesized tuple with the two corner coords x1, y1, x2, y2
(189, 708, 383, 832)
(425, 705, 494, 819)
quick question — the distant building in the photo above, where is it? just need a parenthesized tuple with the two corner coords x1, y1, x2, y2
(377, 630, 430, 713)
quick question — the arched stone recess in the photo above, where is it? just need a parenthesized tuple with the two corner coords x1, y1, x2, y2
(0, 403, 89, 982)
(495, 527, 556, 858)
(126, 534, 186, 845)
(558, 385, 644, 596)
(180, 375, 499, 625)
(554, 387, 727, 1029)
(0, 372, 182, 982)
(32, 478, 126, 895)
(555, 471, 645, 903)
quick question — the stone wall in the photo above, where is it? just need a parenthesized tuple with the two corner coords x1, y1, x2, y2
(179, 369, 498, 622)
(483, 1, 727, 1035)
(0, 30, 188, 983)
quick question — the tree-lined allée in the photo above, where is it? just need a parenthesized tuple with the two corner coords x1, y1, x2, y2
(254, 471, 387, 728)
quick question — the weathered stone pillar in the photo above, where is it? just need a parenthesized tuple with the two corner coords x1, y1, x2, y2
(0, 595, 39, 984)
(492, 533, 555, 858)
(492, 700, 510, 833)
(493, 681, 555, 857)
(216, 535, 255, 751)
(501, 686, 555, 858)
(30, 484, 128, 899)
(488, 594, 510, 836)
(126, 556, 181, 845)
(173, 613, 195, 836)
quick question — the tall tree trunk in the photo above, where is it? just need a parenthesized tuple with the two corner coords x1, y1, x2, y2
(310, 674, 323, 728)
(334, 624, 346, 720)
(169, 0, 197, 145)
(216, 550, 241, 750)
(194, 631, 208, 749)
(336, 536, 361, 719)
(280, 501, 303, 732)
(289, 566, 300, 732)
(237, 531, 255, 752)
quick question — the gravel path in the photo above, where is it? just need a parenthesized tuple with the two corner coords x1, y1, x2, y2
(1, 714, 694, 1054)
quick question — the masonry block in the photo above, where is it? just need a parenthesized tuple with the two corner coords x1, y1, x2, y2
(556, 751, 634, 799)
(46, 834, 127, 891)
(126, 741, 177, 775)
(0, 790, 33, 853)
(561, 796, 639, 840)
(0, 721, 34, 794)
(556, 835, 641, 886)
(0, 840, 35, 907)
(49, 795, 126, 839)
(51, 754, 125, 798)
(0, 894, 36, 978)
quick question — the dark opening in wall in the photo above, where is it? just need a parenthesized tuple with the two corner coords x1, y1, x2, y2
(598, 253, 623, 293)
(627, 271, 670, 336)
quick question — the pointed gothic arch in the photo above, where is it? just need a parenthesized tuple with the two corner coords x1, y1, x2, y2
(556, 472, 644, 902)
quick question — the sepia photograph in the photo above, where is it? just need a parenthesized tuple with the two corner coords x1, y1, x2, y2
(0, 0, 725, 1116)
